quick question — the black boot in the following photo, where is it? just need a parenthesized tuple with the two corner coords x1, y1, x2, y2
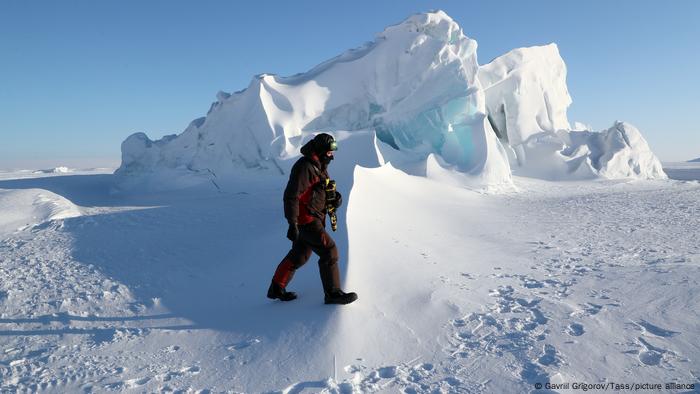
(267, 281, 297, 301)
(324, 288, 358, 305)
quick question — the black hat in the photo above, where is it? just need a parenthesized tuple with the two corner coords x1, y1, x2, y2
(312, 133, 338, 153)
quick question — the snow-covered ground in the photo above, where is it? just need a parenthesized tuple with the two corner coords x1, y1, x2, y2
(1, 160, 699, 393)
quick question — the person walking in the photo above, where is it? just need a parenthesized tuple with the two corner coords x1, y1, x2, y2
(267, 133, 358, 305)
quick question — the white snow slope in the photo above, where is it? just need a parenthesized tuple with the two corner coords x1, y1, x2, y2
(0, 189, 81, 237)
(1, 133, 699, 392)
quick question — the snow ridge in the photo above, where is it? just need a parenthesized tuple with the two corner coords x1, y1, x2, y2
(0, 189, 81, 237)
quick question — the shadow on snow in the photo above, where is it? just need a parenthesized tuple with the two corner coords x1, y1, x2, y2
(0, 173, 352, 342)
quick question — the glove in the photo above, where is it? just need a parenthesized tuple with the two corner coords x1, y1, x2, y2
(286, 222, 299, 242)
(333, 191, 342, 209)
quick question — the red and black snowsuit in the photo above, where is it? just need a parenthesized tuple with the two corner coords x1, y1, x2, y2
(271, 140, 341, 293)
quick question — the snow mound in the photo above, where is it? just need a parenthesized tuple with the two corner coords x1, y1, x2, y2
(593, 122, 667, 179)
(478, 45, 666, 180)
(115, 11, 511, 191)
(0, 188, 81, 237)
(689, 157, 700, 163)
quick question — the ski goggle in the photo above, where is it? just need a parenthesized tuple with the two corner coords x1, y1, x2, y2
(328, 140, 338, 151)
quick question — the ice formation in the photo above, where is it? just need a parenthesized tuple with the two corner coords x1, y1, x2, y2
(479, 44, 666, 180)
(116, 11, 666, 190)
(478, 44, 572, 149)
(32, 167, 73, 174)
(115, 11, 512, 190)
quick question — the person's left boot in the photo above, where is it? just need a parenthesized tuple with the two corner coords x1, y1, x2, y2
(324, 288, 358, 305)
(267, 281, 297, 301)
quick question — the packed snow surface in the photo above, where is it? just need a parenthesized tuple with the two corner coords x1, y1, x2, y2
(1, 139, 699, 392)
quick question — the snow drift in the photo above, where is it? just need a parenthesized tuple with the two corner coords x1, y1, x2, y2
(116, 11, 665, 190)
(0, 188, 81, 237)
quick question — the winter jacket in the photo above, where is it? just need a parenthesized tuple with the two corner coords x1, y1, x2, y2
(283, 141, 330, 225)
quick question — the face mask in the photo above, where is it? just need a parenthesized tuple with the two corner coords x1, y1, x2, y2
(320, 153, 334, 165)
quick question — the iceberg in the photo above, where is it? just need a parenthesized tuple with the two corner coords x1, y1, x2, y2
(479, 45, 666, 180)
(115, 11, 511, 190)
(116, 11, 665, 191)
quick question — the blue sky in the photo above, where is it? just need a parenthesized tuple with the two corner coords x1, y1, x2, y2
(1, 0, 698, 168)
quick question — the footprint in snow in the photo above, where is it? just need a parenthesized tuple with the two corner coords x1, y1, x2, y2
(378, 366, 397, 378)
(522, 278, 545, 289)
(638, 350, 663, 366)
(571, 302, 603, 317)
(528, 308, 548, 325)
(624, 337, 677, 367)
(442, 376, 463, 387)
(537, 344, 559, 366)
(515, 298, 541, 308)
(567, 323, 585, 337)
(451, 317, 467, 327)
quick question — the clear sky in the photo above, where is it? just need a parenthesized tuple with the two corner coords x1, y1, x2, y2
(1, 0, 698, 168)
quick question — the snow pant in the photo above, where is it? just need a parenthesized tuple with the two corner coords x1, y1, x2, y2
(271, 219, 340, 293)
